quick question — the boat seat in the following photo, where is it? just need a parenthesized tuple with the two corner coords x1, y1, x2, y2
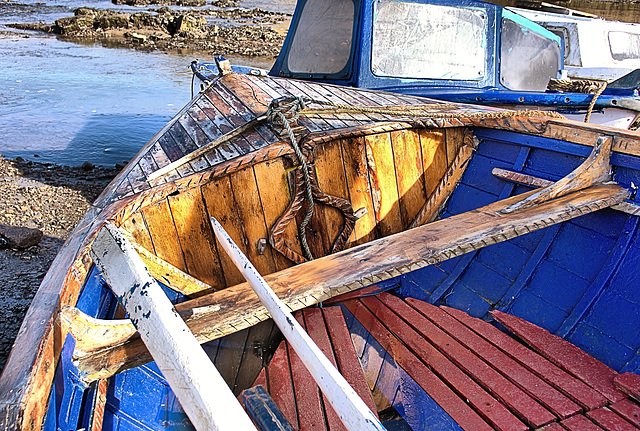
(243, 306, 378, 430)
(343, 292, 640, 431)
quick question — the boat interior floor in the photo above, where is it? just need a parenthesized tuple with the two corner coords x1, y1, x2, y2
(245, 294, 640, 431)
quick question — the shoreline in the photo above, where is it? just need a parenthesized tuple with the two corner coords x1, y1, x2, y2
(0, 156, 118, 372)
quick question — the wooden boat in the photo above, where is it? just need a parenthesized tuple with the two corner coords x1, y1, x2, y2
(193, 0, 640, 130)
(2, 63, 640, 430)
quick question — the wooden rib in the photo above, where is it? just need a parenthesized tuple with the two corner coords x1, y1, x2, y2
(364, 133, 403, 237)
(409, 143, 475, 228)
(74, 184, 628, 381)
(445, 127, 466, 166)
(419, 129, 449, 199)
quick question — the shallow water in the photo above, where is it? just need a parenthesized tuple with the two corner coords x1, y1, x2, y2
(0, 0, 295, 166)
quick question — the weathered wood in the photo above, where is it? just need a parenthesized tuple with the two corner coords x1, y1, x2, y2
(407, 299, 581, 419)
(266, 336, 298, 429)
(75, 184, 628, 380)
(390, 129, 427, 227)
(241, 385, 296, 431)
(87, 378, 108, 431)
(90, 222, 256, 431)
(587, 407, 638, 431)
(409, 142, 475, 228)
(442, 306, 608, 410)
(502, 136, 613, 214)
(561, 414, 606, 430)
(492, 310, 627, 403)
(615, 373, 640, 402)
(364, 132, 403, 237)
(378, 294, 556, 428)
(211, 217, 385, 430)
(609, 399, 640, 427)
(141, 199, 189, 273)
(345, 298, 501, 431)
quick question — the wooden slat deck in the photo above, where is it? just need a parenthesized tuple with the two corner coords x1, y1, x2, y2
(340, 293, 640, 431)
(246, 307, 378, 430)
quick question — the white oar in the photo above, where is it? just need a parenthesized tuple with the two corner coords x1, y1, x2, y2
(91, 222, 257, 431)
(210, 217, 386, 431)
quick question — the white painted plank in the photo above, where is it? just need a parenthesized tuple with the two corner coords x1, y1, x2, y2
(90, 222, 256, 431)
(210, 217, 386, 431)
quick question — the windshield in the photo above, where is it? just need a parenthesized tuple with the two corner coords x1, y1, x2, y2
(372, 0, 487, 80)
(286, 0, 355, 75)
(609, 31, 640, 61)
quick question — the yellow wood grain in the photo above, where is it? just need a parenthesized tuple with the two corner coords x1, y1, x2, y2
(142, 199, 188, 273)
(120, 212, 154, 253)
(419, 130, 449, 197)
(391, 129, 427, 227)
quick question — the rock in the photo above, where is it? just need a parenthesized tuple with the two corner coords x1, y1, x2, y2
(81, 161, 94, 171)
(0, 226, 43, 249)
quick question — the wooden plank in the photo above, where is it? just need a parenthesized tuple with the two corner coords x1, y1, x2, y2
(364, 132, 403, 237)
(168, 188, 227, 289)
(214, 328, 249, 394)
(376, 294, 555, 428)
(288, 313, 326, 430)
(407, 299, 580, 419)
(120, 212, 154, 253)
(201, 176, 248, 287)
(141, 199, 188, 273)
(314, 139, 355, 246)
(304, 308, 344, 431)
(233, 320, 278, 396)
(609, 399, 640, 428)
(442, 306, 608, 410)
(203, 88, 255, 154)
(90, 223, 256, 431)
(323, 306, 378, 417)
(587, 407, 639, 431)
(615, 373, 640, 402)
(419, 130, 449, 197)
(252, 159, 296, 271)
(561, 414, 606, 430)
(211, 219, 384, 430)
(445, 128, 465, 166)
(229, 166, 277, 275)
(341, 137, 378, 245)
(266, 338, 299, 429)
(76, 184, 629, 380)
(491, 310, 627, 403)
(345, 298, 500, 431)
(390, 129, 427, 227)
(542, 423, 567, 431)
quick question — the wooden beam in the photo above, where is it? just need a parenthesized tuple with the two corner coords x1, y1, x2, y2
(75, 184, 628, 381)
(90, 223, 256, 431)
(210, 217, 384, 430)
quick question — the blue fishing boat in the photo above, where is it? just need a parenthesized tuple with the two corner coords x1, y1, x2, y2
(193, 0, 640, 130)
(1, 66, 639, 430)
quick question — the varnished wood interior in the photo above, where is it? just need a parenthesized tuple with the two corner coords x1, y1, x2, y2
(115, 127, 466, 293)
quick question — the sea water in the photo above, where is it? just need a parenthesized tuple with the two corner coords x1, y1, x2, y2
(0, 0, 294, 166)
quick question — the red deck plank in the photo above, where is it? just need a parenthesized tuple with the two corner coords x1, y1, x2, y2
(443, 306, 608, 410)
(288, 313, 326, 430)
(615, 373, 640, 403)
(266, 337, 299, 429)
(542, 423, 567, 431)
(491, 310, 626, 403)
(561, 414, 605, 430)
(587, 407, 639, 431)
(304, 308, 345, 431)
(323, 306, 378, 416)
(345, 299, 500, 431)
(377, 294, 555, 428)
(609, 399, 640, 428)
(407, 299, 580, 419)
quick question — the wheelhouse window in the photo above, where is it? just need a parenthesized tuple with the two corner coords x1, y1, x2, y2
(286, 0, 355, 75)
(608, 31, 640, 61)
(500, 17, 562, 91)
(372, 0, 486, 80)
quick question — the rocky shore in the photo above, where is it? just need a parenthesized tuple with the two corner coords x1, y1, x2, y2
(0, 157, 118, 371)
(9, 5, 290, 56)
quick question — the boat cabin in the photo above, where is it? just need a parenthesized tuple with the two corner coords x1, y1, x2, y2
(270, 0, 564, 96)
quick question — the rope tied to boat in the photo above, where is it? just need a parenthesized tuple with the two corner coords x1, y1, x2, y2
(547, 78, 608, 123)
(266, 96, 316, 261)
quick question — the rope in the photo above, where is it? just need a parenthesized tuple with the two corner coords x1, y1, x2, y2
(267, 97, 315, 261)
(585, 81, 607, 124)
(547, 78, 608, 124)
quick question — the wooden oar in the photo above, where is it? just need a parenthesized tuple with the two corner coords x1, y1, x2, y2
(91, 222, 256, 431)
(210, 216, 386, 431)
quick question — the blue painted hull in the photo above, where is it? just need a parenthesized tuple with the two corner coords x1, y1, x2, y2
(3, 71, 640, 430)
